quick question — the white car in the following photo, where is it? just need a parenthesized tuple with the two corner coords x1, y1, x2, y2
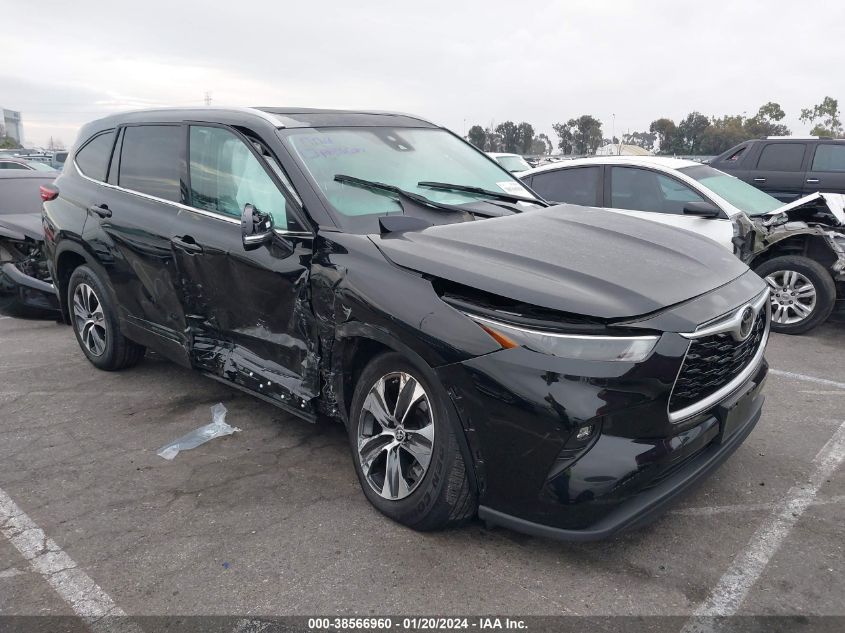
(487, 152, 532, 175)
(520, 156, 845, 334)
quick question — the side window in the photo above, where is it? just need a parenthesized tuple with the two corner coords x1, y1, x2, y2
(756, 143, 805, 171)
(530, 167, 601, 206)
(118, 125, 180, 202)
(726, 146, 746, 162)
(188, 126, 288, 229)
(74, 131, 115, 182)
(0, 162, 28, 170)
(811, 145, 845, 172)
(610, 167, 706, 214)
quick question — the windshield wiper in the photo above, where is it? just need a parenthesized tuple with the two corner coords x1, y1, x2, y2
(333, 174, 505, 218)
(417, 181, 548, 207)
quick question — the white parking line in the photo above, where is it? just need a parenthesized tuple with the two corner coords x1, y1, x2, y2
(671, 494, 845, 517)
(0, 486, 142, 632)
(682, 420, 845, 631)
(769, 369, 845, 390)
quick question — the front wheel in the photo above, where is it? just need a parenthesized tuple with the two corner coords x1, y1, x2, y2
(754, 255, 836, 335)
(348, 352, 476, 531)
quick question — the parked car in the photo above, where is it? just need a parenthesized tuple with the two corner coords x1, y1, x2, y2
(0, 172, 61, 316)
(521, 156, 845, 334)
(487, 152, 531, 174)
(51, 150, 68, 171)
(43, 107, 769, 540)
(710, 137, 845, 202)
(0, 158, 59, 172)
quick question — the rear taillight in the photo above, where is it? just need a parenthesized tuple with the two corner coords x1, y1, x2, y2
(40, 185, 58, 201)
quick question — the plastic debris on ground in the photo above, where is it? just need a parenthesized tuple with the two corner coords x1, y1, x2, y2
(157, 403, 241, 460)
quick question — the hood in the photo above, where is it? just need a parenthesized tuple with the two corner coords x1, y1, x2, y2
(0, 213, 44, 242)
(373, 205, 748, 320)
(763, 192, 845, 226)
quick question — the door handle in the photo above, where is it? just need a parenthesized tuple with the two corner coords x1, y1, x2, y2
(753, 178, 766, 183)
(806, 178, 820, 184)
(171, 235, 203, 254)
(88, 204, 111, 218)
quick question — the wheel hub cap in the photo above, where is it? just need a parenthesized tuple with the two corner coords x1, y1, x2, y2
(357, 371, 435, 501)
(764, 270, 816, 325)
(72, 283, 107, 356)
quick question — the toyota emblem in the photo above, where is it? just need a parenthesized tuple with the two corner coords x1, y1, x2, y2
(738, 306, 755, 340)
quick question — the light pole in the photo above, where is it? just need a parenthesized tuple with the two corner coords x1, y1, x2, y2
(612, 113, 617, 155)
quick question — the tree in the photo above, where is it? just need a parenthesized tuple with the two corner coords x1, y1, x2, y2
(495, 121, 520, 153)
(676, 112, 711, 154)
(745, 102, 790, 138)
(649, 118, 677, 154)
(516, 122, 535, 154)
(467, 125, 487, 150)
(700, 115, 747, 155)
(800, 96, 842, 137)
(552, 121, 575, 154)
(623, 131, 657, 151)
(538, 133, 552, 155)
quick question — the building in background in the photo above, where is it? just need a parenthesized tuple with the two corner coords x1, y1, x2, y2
(1, 108, 24, 145)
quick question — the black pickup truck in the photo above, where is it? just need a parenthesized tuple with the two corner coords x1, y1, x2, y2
(710, 137, 845, 203)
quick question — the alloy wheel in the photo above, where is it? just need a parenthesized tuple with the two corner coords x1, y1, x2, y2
(72, 283, 107, 356)
(765, 270, 817, 325)
(357, 371, 435, 501)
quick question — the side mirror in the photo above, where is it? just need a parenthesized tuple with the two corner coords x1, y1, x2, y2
(683, 201, 721, 218)
(241, 203, 274, 251)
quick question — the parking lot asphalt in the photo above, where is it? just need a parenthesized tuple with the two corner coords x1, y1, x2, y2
(1, 314, 843, 620)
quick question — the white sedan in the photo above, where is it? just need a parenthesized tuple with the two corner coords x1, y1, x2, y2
(520, 156, 845, 334)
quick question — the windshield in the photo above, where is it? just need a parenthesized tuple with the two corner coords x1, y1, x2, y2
(282, 127, 535, 222)
(679, 164, 782, 216)
(495, 155, 531, 173)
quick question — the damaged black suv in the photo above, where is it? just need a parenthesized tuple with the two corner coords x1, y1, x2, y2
(43, 108, 770, 540)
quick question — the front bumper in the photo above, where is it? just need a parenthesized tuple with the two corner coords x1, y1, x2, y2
(0, 262, 61, 316)
(436, 327, 768, 542)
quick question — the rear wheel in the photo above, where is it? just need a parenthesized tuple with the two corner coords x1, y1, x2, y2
(348, 352, 476, 531)
(68, 265, 145, 370)
(754, 255, 836, 335)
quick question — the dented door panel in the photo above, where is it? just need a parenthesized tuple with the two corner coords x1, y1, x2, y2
(172, 207, 318, 412)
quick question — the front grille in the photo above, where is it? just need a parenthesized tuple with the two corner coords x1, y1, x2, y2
(669, 309, 767, 414)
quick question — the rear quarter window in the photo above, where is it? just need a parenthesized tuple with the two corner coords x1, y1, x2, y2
(74, 131, 116, 182)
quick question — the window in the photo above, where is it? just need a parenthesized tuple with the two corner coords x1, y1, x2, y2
(118, 126, 180, 201)
(756, 143, 805, 171)
(188, 126, 288, 229)
(811, 145, 845, 172)
(74, 131, 115, 182)
(726, 146, 746, 162)
(610, 167, 707, 214)
(679, 165, 781, 216)
(0, 161, 28, 170)
(530, 167, 601, 206)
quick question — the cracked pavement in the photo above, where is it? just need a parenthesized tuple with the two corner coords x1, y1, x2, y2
(0, 315, 843, 617)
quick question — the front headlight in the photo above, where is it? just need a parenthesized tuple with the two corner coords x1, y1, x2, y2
(465, 313, 659, 362)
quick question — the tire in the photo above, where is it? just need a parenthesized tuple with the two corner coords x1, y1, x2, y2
(67, 265, 145, 370)
(348, 352, 476, 531)
(754, 255, 836, 335)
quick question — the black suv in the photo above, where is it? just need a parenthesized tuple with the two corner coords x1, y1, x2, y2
(43, 107, 769, 540)
(710, 137, 845, 202)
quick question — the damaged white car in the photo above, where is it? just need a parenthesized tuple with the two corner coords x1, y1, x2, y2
(520, 157, 845, 334)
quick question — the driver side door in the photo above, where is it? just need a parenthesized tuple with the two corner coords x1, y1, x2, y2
(171, 123, 319, 413)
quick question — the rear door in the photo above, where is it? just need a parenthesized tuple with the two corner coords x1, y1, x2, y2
(605, 166, 734, 249)
(170, 123, 318, 410)
(81, 123, 191, 365)
(804, 142, 845, 195)
(747, 142, 808, 202)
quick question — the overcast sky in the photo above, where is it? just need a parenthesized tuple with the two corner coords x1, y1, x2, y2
(4, 0, 844, 148)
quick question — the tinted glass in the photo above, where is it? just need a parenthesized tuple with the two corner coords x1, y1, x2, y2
(118, 126, 180, 201)
(189, 126, 288, 228)
(74, 131, 115, 181)
(679, 165, 782, 216)
(811, 145, 845, 172)
(0, 161, 28, 170)
(530, 167, 601, 206)
(0, 177, 54, 214)
(610, 167, 706, 214)
(756, 143, 805, 171)
(495, 155, 531, 172)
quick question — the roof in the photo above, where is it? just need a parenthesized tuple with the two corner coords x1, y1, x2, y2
(78, 107, 438, 137)
(522, 155, 701, 177)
